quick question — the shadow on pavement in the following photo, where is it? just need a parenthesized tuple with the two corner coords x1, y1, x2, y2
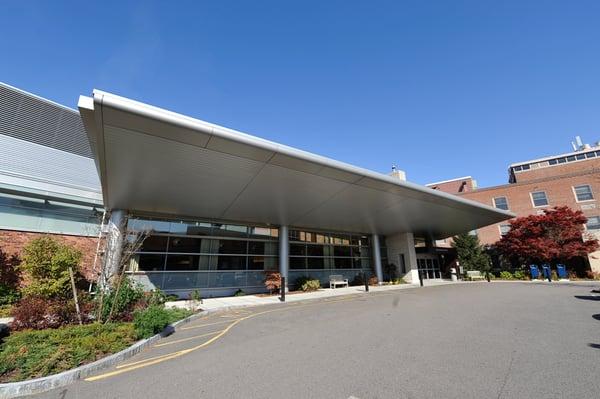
(574, 295, 600, 301)
(592, 314, 600, 321)
(587, 343, 600, 349)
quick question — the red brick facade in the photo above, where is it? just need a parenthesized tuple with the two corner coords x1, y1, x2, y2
(426, 176, 476, 193)
(430, 151, 600, 272)
(0, 230, 101, 281)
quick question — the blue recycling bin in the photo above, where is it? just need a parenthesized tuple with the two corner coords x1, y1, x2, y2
(542, 264, 551, 280)
(529, 265, 539, 279)
(557, 264, 567, 279)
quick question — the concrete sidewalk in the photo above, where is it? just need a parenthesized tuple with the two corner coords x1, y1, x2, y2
(166, 280, 456, 311)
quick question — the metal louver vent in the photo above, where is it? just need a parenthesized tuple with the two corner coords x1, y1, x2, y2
(0, 82, 93, 158)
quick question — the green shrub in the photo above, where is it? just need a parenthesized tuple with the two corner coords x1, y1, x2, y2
(513, 270, 527, 280)
(0, 322, 136, 382)
(0, 285, 20, 306)
(499, 271, 514, 280)
(132, 306, 194, 339)
(99, 277, 144, 322)
(18, 236, 82, 299)
(0, 248, 20, 305)
(295, 276, 321, 292)
(391, 278, 407, 285)
(234, 289, 245, 296)
(0, 304, 12, 318)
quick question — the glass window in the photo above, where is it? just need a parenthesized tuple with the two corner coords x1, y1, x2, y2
(493, 196, 509, 210)
(576, 153, 586, 160)
(217, 256, 247, 270)
(334, 257, 352, 269)
(165, 255, 199, 271)
(168, 237, 201, 253)
(574, 185, 594, 202)
(212, 223, 248, 237)
(137, 254, 166, 271)
(290, 244, 306, 256)
(306, 245, 325, 257)
(567, 155, 576, 162)
(247, 256, 271, 270)
(531, 191, 549, 207)
(499, 225, 511, 236)
(333, 246, 351, 257)
(587, 152, 596, 159)
(549, 159, 558, 165)
(139, 236, 169, 252)
(217, 240, 248, 254)
(522, 164, 530, 170)
(307, 257, 328, 269)
(289, 257, 306, 270)
(248, 241, 277, 255)
(248, 226, 278, 239)
(586, 216, 600, 230)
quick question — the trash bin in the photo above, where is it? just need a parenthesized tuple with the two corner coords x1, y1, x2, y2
(529, 265, 539, 279)
(450, 268, 457, 282)
(542, 264, 551, 281)
(557, 264, 567, 279)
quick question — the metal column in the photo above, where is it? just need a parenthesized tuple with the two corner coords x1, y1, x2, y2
(372, 234, 383, 284)
(279, 225, 289, 291)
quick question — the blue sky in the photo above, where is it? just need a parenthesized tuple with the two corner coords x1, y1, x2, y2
(1, 1, 599, 187)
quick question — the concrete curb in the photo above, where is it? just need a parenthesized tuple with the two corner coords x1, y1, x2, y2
(0, 306, 244, 399)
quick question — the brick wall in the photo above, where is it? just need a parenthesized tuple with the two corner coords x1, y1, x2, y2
(427, 178, 476, 194)
(0, 230, 101, 281)
(514, 158, 600, 183)
(459, 171, 600, 246)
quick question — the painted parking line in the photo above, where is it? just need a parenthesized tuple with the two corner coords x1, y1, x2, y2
(180, 319, 237, 330)
(153, 330, 224, 348)
(85, 291, 403, 382)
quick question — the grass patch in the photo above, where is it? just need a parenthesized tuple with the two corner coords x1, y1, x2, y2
(0, 322, 137, 382)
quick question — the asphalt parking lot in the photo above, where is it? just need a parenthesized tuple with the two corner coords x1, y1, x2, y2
(28, 282, 600, 399)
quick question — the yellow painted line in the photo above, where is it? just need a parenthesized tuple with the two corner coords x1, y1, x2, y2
(115, 351, 185, 369)
(153, 330, 223, 348)
(86, 290, 411, 382)
(86, 306, 306, 382)
(180, 319, 235, 330)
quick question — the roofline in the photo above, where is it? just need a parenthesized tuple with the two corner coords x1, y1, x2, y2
(0, 81, 79, 114)
(79, 90, 515, 222)
(425, 176, 473, 187)
(509, 145, 600, 168)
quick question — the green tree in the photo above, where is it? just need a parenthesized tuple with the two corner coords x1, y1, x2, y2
(19, 236, 82, 299)
(452, 233, 491, 272)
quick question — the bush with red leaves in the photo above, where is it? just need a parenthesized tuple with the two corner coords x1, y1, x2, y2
(10, 296, 93, 330)
(264, 271, 281, 294)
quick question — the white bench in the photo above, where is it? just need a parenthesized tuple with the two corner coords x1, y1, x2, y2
(329, 275, 349, 289)
(465, 270, 485, 281)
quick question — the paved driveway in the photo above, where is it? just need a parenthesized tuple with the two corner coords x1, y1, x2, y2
(29, 282, 600, 399)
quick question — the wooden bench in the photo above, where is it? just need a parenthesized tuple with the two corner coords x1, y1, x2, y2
(329, 275, 349, 289)
(465, 270, 485, 281)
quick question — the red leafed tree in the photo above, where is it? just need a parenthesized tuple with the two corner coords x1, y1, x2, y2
(495, 206, 598, 266)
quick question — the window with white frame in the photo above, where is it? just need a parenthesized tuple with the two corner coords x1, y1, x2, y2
(499, 224, 511, 236)
(531, 191, 549, 207)
(493, 196, 509, 210)
(574, 185, 594, 202)
(586, 216, 600, 230)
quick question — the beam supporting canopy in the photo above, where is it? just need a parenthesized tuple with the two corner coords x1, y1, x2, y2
(372, 234, 383, 284)
(279, 225, 289, 290)
(78, 90, 514, 239)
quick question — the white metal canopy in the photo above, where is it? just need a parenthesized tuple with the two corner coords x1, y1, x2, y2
(78, 90, 513, 238)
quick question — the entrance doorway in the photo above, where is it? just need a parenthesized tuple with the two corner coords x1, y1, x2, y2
(416, 255, 441, 279)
